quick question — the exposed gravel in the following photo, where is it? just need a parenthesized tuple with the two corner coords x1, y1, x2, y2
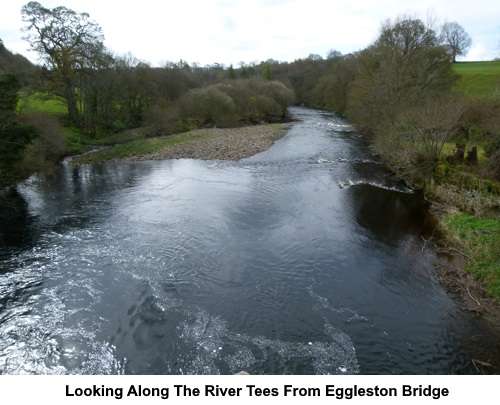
(132, 123, 296, 161)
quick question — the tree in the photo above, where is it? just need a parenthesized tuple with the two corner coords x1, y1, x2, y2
(326, 49, 342, 60)
(307, 53, 323, 61)
(227, 64, 235, 80)
(348, 16, 455, 134)
(440, 21, 472, 62)
(21, 1, 105, 123)
(346, 16, 459, 186)
(263, 63, 273, 80)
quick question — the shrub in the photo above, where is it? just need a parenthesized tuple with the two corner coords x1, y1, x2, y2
(143, 103, 187, 136)
(179, 86, 238, 128)
(20, 112, 68, 175)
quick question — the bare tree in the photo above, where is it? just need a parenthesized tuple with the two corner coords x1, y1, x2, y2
(326, 49, 342, 60)
(440, 21, 472, 62)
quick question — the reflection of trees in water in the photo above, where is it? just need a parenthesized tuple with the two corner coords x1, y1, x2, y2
(347, 183, 445, 295)
(347, 184, 436, 245)
(0, 162, 152, 252)
(0, 188, 34, 249)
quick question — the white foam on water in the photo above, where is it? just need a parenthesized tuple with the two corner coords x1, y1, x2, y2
(337, 179, 414, 193)
(308, 287, 369, 324)
(314, 156, 382, 165)
(0, 236, 124, 375)
(176, 308, 359, 375)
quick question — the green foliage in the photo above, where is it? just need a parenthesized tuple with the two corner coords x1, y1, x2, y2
(443, 213, 500, 299)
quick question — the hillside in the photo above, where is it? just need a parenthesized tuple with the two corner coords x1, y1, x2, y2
(453, 61, 500, 98)
(0, 39, 33, 73)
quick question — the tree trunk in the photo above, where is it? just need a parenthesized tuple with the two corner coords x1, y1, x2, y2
(65, 77, 79, 123)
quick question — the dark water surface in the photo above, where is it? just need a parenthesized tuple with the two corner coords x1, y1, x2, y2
(1, 107, 498, 374)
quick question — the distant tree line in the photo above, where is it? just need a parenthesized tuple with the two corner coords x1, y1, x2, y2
(1, 3, 498, 189)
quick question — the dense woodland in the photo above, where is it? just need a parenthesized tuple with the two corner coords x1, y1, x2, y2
(1, 2, 499, 192)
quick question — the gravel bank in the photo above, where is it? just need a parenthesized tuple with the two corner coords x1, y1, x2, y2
(132, 123, 295, 161)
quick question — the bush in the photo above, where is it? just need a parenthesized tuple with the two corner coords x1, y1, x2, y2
(20, 112, 68, 175)
(143, 103, 188, 136)
(247, 79, 295, 116)
(179, 86, 238, 128)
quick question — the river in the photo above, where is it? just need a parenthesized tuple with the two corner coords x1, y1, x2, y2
(0, 107, 498, 374)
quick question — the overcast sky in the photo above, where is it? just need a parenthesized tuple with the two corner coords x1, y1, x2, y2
(1, 0, 499, 67)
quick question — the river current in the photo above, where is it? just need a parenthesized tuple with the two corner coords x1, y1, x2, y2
(1, 107, 498, 374)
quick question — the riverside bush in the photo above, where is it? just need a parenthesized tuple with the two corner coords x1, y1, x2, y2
(179, 86, 238, 128)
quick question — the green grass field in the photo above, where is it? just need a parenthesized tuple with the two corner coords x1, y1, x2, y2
(453, 61, 500, 98)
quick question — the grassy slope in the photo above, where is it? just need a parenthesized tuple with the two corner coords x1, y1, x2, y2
(453, 61, 500, 98)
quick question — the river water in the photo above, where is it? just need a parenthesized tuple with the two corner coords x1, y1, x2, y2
(0, 107, 498, 375)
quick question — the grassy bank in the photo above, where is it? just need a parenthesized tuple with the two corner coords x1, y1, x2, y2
(430, 157, 500, 301)
(441, 213, 500, 299)
(71, 130, 216, 164)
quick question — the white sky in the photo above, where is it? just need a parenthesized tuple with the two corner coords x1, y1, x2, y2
(1, 0, 499, 67)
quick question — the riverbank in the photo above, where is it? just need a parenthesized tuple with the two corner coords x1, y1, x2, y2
(71, 123, 295, 164)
